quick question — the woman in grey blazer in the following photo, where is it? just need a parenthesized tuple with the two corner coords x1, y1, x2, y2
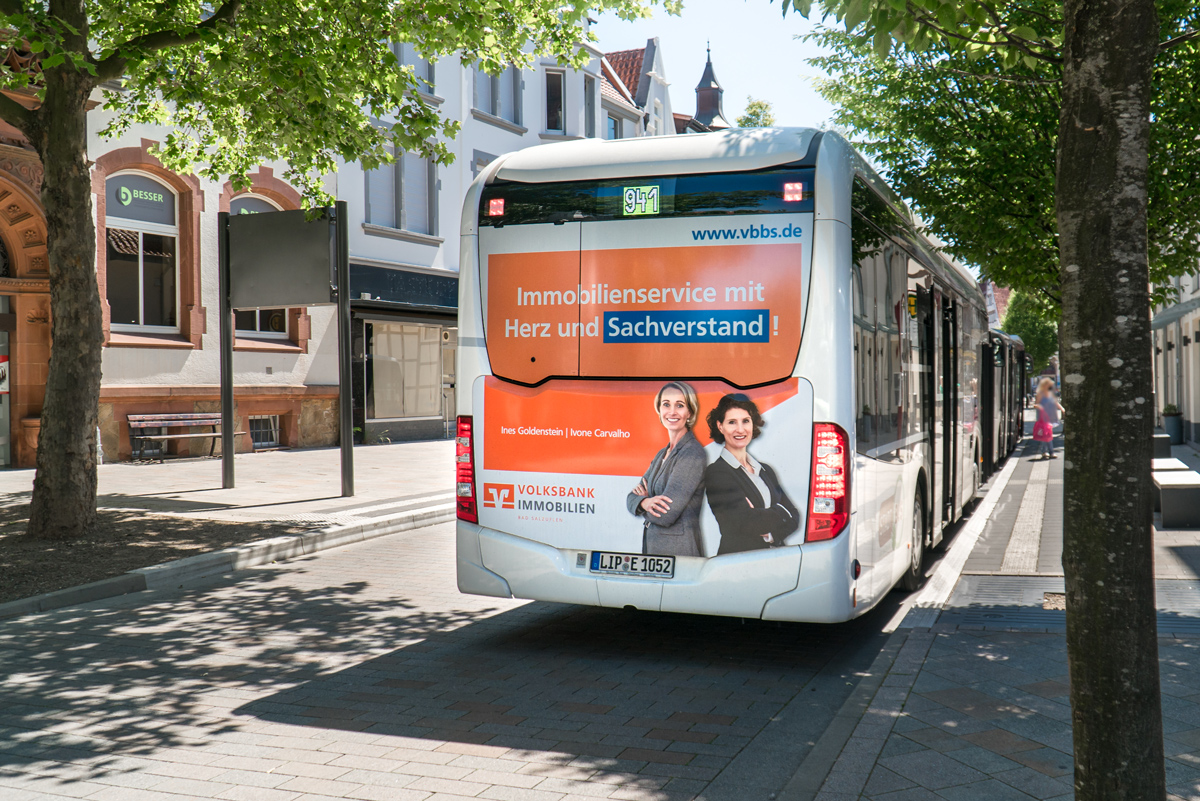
(626, 381, 706, 557)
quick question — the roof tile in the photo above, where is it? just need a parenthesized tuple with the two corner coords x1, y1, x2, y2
(604, 48, 644, 100)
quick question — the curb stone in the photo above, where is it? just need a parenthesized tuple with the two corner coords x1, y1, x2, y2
(777, 630, 909, 801)
(0, 501, 455, 620)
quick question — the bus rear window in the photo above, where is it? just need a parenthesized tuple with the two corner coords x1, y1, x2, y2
(480, 167, 815, 227)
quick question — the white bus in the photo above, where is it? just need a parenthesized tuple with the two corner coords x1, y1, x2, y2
(454, 128, 986, 623)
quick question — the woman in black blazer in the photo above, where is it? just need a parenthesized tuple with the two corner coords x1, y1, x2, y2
(704, 394, 799, 555)
(626, 381, 706, 556)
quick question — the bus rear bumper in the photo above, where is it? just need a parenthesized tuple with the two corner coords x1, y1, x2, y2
(456, 522, 513, 598)
(459, 522, 861, 621)
(761, 535, 855, 623)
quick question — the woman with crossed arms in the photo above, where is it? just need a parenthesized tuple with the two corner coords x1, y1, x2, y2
(626, 381, 706, 557)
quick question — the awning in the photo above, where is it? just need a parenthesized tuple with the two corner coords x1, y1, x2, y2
(1152, 296, 1200, 330)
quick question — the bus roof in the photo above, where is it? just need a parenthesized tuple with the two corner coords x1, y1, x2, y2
(490, 128, 821, 184)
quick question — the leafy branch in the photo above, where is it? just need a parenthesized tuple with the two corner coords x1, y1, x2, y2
(93, 0, 242, 82)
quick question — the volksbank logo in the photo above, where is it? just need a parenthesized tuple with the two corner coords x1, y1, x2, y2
(482, 483, 597, 515)
(482, 484, 515, 509)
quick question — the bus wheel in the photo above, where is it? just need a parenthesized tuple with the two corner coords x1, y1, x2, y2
(900, 496, 926, 592)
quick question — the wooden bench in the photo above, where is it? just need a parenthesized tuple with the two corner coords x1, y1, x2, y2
(127, 413, 248, 461)
(1153, 470, 1200, 529)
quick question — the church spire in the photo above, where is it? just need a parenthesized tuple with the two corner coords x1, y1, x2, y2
(694, 43, 730, 129)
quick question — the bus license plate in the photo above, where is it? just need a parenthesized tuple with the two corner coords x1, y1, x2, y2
(590, 551, 675, 578)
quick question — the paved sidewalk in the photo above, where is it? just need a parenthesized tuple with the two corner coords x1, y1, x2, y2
(0, 441, 456, 529)
(802, 427, 1200, 800)
(0, 442, 458, 618)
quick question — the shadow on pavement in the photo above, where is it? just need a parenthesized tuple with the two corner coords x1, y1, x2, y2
(0, 550, 897, 795)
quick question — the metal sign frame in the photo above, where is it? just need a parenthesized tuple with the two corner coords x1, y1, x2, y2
(217, 200, 354, 496)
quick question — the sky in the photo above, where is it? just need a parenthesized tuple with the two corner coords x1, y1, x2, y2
(595, 0, 839, 129)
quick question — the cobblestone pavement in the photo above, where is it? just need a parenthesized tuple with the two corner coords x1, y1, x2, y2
(0, 520, 897, 801)
(807, 421, 1200, 800)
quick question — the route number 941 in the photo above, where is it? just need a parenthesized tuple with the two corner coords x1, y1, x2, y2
(623, 185, 660, 216)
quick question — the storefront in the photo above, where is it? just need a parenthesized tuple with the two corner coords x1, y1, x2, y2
(350, 263, 457, 443)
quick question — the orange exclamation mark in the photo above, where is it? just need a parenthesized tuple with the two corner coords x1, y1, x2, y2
(773, 315, 779, 337)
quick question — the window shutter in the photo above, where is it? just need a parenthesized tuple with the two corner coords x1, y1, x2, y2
(475, 67, 493, 113)
(366, 160, 397, 227)
(403, 152, 430, 234)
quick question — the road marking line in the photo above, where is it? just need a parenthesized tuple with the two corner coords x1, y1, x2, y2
(1000, 459, 1049, 573)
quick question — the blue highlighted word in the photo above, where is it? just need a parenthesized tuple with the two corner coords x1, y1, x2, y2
(604, 310, 770, 343)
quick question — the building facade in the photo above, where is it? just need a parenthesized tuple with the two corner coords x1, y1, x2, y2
(0, 32, 683, 467)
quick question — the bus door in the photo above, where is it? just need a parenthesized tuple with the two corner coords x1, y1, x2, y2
(915, 286, 936, 534)
(941, 295, 959, 525)
(980, 339, 995, 475)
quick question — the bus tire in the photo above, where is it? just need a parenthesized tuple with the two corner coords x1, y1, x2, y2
(900, 494, 926, 592)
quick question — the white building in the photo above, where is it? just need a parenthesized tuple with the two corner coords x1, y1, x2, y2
(1152, 272, 1200, 446)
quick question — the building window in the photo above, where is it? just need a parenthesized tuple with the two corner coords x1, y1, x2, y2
(105, 173, 179, 332)
(364, 148, 435, 235)
(366, 322, 443, 420)
(652, 100, 663, 136)
(584, 76, 596, 138)
(249, 415, 281, 449)
(394, 42, 434, 92)
(607, 115, 621, 140)
(474, 65, 521, 124)
(230, 195, 279, 216)
(545, 71, 565, 133)
(235, 308, 288, 338)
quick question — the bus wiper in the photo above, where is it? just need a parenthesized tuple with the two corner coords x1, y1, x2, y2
(549, 210, 611, 224)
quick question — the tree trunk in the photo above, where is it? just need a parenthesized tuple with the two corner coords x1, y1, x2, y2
(1057, 0, 1163, 796)
(26, 0, 103, 540)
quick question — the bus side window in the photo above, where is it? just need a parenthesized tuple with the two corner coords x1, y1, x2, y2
(886, 248, 906, 448)
(875, 248, 897, 449)
(852, 245, 879, 455)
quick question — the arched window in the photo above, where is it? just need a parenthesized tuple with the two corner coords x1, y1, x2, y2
(230, 195, 279, 216)
(229, 194, 289, 338)
(105, 173, 179, 332)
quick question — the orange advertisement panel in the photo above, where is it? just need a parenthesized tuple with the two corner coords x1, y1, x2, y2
(486, 241, 804, 387)
(483, 376, 799, 476)
(486, 250, 580, 383)
(579, 244, 803, 385)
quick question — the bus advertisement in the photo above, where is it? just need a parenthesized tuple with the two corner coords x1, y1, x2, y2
(456, 129, 999, 623)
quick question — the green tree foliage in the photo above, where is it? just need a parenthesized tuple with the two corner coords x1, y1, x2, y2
(806, 19, 1200, 307)
(0, 0, 669, 539)
(735, 96, 776, 127)
(0, 0, 669, 201)
(1001, 290, 1058, 373)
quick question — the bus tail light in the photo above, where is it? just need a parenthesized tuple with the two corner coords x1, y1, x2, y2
(456, 416, 478, 523)
(806, 422, 849, 542)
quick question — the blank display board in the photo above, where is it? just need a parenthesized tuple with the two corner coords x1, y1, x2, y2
(228, 209, 336, 309)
